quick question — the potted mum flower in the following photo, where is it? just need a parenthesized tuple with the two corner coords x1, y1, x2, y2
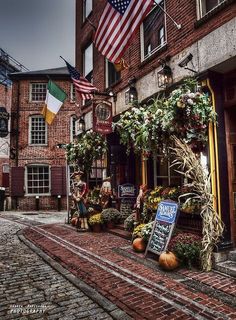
(88, 213, 103, 232)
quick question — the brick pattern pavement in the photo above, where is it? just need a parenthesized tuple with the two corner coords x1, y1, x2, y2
(22, 223, 236, 320)
(0, 219, 115, 320)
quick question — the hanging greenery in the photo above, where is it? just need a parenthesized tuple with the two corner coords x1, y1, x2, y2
(170, 136, 224, 271)
(115, 79, 217, 156)
(66, 130, 107, 173)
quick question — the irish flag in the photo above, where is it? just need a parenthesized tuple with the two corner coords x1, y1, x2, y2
(41, 80, 67, 125)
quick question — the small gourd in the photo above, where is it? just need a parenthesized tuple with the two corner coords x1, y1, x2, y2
(158, 251, 179, 271)
(132, 238, 146, 253)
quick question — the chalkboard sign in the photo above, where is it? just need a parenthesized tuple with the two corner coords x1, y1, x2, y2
(145, 200, 179, 256)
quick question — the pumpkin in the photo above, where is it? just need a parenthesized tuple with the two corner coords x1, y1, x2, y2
(132, 238, 146, 253)
(158, 251, 179, 271)
(71, 217, 78, 226)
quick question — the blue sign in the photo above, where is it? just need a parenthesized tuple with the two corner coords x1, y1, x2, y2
(118, 184, 137, 198)
(156, 201, 178, 224)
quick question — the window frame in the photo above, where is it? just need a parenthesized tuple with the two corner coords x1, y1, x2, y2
(30, 82, 47, 102)
(140, 0, 167, 62)
(25, 164, 50, 196)
(70, 114, 78, 142)
(29, 115, 48, 146)
(197, 0, 226, 18)
(83, 43, 93, 82)
(83, 0, 93, 22)
(105, 59, 121, 88)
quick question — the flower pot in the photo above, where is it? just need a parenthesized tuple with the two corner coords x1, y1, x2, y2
(106, 221, 115, 229)
(91, 223, 102, 232)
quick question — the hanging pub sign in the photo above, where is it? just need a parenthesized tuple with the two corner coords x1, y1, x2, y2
(145, 200, 179, 256)
(118, 183, 137, 199)
(93, 100, 112, 134)
(0, 107, 9, 138)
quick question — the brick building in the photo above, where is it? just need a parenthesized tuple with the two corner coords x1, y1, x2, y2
(76, 0, 236, 246)
(0, 48, 27, 209)
(9, 67, 79, 211)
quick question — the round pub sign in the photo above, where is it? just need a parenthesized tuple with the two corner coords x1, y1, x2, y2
(0, 107, 9, 138)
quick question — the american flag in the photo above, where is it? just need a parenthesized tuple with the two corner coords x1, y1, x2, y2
(94, 0, 154, 63)
(64, 60, 98, 100)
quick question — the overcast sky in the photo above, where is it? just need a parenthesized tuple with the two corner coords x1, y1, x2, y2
(0, 0, 75, 71)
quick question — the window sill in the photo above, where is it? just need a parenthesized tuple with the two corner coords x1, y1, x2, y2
(195, 0, 234, 28)
(140, 44, 168, 68)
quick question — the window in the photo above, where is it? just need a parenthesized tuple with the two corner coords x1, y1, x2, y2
(83, 0, 92, 21)
(30, 83, 47, 102)
(198, 0, 226, 17)
(29, 115, 47, 145)
(154, 152, 182, 187)
(106, 60, 121, 88)
(141, 0, 166, 61)
(70, 115, 78, 141)
(89, 158, 106, 188)
(26, 165, 50, 195)
(70, 83, 75, 102)
(83, 43, 93, 82)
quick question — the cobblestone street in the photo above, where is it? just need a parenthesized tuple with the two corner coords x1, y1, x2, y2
(0, 217, 126, 320)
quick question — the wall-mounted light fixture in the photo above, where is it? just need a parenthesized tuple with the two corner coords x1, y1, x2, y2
(125, 77, 138, 104)
(157, 60, 173, 89)
(178, 53, 197, 73)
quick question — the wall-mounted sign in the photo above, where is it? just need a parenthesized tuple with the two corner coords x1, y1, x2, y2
(118, 183, 137, 199)
(93, 100, 112, 134)
(0, 107, 9, 138)
(145, 200, 179, 256)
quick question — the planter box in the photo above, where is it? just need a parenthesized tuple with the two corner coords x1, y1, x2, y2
(176, 211, 202, 234)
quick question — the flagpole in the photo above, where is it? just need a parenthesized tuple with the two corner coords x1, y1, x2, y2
(155, 3, 181, 30)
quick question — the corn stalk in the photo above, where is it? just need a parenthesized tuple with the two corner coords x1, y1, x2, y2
(170, 136, 224, 271)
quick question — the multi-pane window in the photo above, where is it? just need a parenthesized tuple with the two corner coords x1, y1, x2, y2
(198, 0, 226, 17)
(83, 43, 93, 82)
(30, 83, 47, 102)
(83, 0, 92, 21)
(89, 158, 106, 188)
(154, 152, 182, 187)
(107, 60, 121, 87)
(70, 83, 75, 102)
(29, 115, 47, 145)
(142, 0, 166, 60)
(70, 115, 78, 142)
(26, 165, 50, 195)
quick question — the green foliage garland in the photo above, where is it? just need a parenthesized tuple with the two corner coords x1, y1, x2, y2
(66, 130, 107, 173)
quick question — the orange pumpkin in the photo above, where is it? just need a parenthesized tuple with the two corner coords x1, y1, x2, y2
(71, 217, 78, 226)
(158, 251, 179, 271)
(132, 238, 146, 253)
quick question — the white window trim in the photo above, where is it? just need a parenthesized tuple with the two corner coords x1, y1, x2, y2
(70, 114, 78, 142)
(140, 0, 167, 62)
(83, 0, 93, 22)
(197, 0, 226, 19)
(29, 115, 48, 146)
(70, 83, 75, 102)
(25, 164, 51, 196)
(29, 82, 47, 103)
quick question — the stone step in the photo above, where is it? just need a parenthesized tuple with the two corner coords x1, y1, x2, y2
(228, 250, 236, 261)
(107, 227, 132, 240)
(215, 260, 236, 278)
(115, 223, 126, 231)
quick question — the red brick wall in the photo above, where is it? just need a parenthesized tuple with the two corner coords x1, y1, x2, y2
(76, 0, 236, 92)
(10, 78, 77, 211)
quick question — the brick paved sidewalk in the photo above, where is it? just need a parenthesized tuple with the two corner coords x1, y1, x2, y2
(23, 223, 236, 320)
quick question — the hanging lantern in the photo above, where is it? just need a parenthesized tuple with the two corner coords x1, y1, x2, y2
(157, 64, 173, 88)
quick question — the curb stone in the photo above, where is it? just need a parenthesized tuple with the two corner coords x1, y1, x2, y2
(17, 230, 132, 320)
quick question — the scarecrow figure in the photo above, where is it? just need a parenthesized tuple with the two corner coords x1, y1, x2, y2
(71, 170, 88, 230)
